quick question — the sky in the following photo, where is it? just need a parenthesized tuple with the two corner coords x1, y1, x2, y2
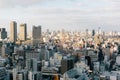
(0, 0, 120, 32)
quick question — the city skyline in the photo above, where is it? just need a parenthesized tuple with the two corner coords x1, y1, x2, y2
(0, 0, 120, 32)
(0, 1, 120, 79)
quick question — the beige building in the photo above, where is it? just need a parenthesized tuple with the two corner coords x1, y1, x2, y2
(10, 21, 17, 42)
(19, 23, 27, 41)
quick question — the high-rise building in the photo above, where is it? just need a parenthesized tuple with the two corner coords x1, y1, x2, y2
(61, 58, 74, 74)
(0, 67, 8, 80)
(13, 68, 17, 80)
(32, 58, 38, 71)
(98, 27, 101, 35)
(17, 71, 28, 80)
(32, 26, 41, 46)
(16, 73, 23, 80)
(10, 21, 17, 42)
(92, 29, 95, 36)
(0, 28, 7, 39)
(85, 29, 89, 40)
(29, 71, 41, 80)
(19, 23, 27, 41)
(15, 50, 26, 69)
(1, 44, 6, 57)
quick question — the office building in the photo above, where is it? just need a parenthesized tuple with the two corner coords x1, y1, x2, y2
(16, 73, 23, 80)
(32, 58, 38, 71)
(63, 68, 89, 80)
(85, 29, 88, 39)
(26, 59, 31, 70)
(1, 44, 6, 57)
(26, 58, 38, 71)
(61, 58, 74, 74)
(29, 71, 41, 80)
(0, 28, 7, 39)
(10, 21, 17, 42)
(32, 26, 41, 46)
(92, 29, 95, 36)
(0, 42, 2, 56)
(0, 46, 2, 56)
(0, 67, 7, 80)
(26, 58, 41, 71)
(16, 71, 28, 80)
(3, 43, 14, 57)
(19, 23, 27, 41)
(13, 68, 17, 80)
(26, 50, 40, 61)
(15, 50, 26, 69)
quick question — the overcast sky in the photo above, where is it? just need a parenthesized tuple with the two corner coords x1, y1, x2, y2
(0, 0, 120, 32)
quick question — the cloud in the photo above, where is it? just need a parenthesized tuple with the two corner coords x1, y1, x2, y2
(0, 0, 14, 8)
(0, 0, 120, 31)
(0, 0, 52, 8)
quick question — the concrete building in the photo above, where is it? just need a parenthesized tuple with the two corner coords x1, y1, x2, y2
(0, 67, 7, 80)
(61, 58, 74, 75)
(16, 73, 23, 80)
(15, 50, 26, 70)
(1, 44, 6, 57)
(0, 41, 3, 56)
(32, 26, 41, 46)
(10, 21, 17, 42)
(0, 47, 2, 56)
(29, 71, 41, 80)
(0, 28, 7, 39)
(19, 23, 27, 41)
(63, 68, 89, 80)
(26, 50, 40, 61)
(13, 68, 17, 80)
(92, 29, 95, 36)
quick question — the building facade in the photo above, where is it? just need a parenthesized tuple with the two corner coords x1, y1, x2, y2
(10, 21, 17, 42)
(19, 23, 27, 41)
(0, 28, 7, 39)
(32, 26, 41, 46)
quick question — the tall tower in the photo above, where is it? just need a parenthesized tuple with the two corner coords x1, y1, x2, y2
(92, 29, 95, 36)
(32, 25, 41, 46)
(85, 29, 88, 40)
(98, 27, 101, 35)
(10, 21, 17, 42)
(32, 25, 41, 40)
(19, 23, 27, 41)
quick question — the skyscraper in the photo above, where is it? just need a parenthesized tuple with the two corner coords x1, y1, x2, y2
(0, 28, 7, 39)
(10, 21, 17, 42)
(85, 29, 88, 40)
(19, 23, 27, 41)
(92, 29, 95, 36)
(98, 27, 101, 35)
(32, 26, 41, 46)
